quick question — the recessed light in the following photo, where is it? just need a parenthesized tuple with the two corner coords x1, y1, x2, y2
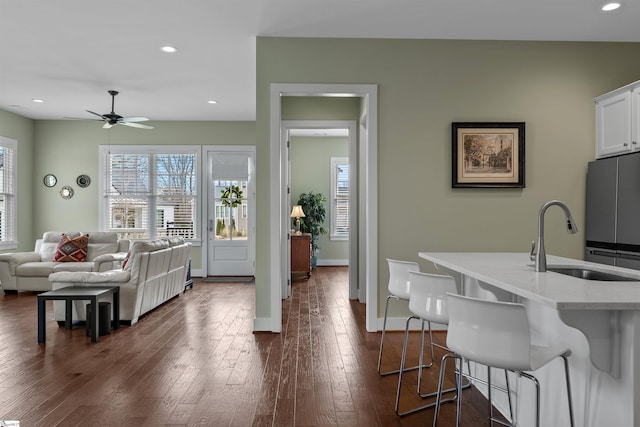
(32, 98, 44, 103)
(207, 100, 218, 104)
(602, 2, 621, 11)
(161, 46, 177, 53)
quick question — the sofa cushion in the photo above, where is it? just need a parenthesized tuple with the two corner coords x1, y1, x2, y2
(16, 262, 59, 277)
(163, 236, 184, 247)
(39, 231, 80, 261)
(82, 231, 119, 261)
(52, 262, 95, 272)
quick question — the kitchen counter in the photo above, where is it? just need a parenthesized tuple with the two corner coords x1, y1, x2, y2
(418, 252, 640, 310)
(419, 252, 640, 427)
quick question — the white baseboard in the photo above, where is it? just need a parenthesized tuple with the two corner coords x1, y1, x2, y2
(316, 259, 349, 266)
(376, 317, 448, 332)
(253, 317, 275, 332)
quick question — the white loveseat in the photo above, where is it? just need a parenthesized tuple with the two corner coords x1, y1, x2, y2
(0, 231, 130, 294)
(49, 237, 191, 325)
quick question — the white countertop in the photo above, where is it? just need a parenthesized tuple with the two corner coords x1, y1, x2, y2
(418, 252, 640, 310)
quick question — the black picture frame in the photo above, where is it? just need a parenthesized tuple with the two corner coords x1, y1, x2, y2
(452, 122, 525, 188)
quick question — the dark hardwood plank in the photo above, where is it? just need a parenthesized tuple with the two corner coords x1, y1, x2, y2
(0, 267, 502, 426)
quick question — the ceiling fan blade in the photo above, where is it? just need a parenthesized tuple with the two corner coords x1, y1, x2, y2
(103, 122, 114, 129)
(120, 116, 149, 123)
(86, 110, 107, 119)
(121, 122, 153, 130)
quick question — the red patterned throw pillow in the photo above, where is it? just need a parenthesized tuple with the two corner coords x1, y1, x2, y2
(121, 251, 131, 270)
(53, 234, 89, 262)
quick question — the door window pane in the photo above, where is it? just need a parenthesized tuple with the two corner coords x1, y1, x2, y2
(214, 180, 248, 241)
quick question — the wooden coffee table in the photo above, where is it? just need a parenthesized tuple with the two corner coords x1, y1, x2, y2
(37, 286, 120, 343)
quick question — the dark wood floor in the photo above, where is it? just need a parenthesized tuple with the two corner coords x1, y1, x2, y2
(0, 267, 496, 426)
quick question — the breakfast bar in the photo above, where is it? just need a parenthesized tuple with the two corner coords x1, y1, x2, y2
(419, 252, 640, 427)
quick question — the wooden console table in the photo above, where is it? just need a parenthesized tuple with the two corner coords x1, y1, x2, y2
(291, 233, 312, 278)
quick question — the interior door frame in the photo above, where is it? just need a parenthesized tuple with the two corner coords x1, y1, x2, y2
(201, 145, 256, 278)
(282, 120, 358, 300)
(269, 83, 378, 333)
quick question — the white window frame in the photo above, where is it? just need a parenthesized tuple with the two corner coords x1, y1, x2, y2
(99, 145, 202, 245)
(0, 136, 17, 250)
(330, 156, 349, 240)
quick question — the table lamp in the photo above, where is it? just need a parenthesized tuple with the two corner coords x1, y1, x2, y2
(290, 205, 306, 235)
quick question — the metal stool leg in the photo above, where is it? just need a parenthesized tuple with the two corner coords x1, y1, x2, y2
(378, 295, 431, 376)
(395, 318, 457, 416)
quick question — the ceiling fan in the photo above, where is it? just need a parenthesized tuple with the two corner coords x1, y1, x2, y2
(86, 90, 153, 129)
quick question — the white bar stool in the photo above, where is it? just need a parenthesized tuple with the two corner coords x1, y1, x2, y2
(434, 293, 574, 427)
(395, 271, 464, 416)
(378, 259, 429, 376)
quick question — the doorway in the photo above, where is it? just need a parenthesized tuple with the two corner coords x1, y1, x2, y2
(268, 83, 378, 333)
(206, 146, 256, 277)
(283, 121, 357, 301)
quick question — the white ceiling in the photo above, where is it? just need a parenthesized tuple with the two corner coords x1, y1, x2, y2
(2, 0, 639, 123)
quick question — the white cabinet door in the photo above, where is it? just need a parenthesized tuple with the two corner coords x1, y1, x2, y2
(596, 89, 632, 158)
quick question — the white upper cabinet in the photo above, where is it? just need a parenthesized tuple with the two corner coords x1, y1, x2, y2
(595, 81, 640, 158)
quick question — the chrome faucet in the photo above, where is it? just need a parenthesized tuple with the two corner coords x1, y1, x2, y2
(530, 200, 578, 272)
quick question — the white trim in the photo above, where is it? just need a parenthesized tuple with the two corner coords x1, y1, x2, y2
(0, 136, 17, 249)
(316, 259, 348, 266)
(267, 83, 378, 333)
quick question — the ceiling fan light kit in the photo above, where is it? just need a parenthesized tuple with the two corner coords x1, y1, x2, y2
(86, 90, 153, 129)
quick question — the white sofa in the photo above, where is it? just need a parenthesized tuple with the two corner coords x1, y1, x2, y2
(49, 237, 191, 325)
(0, 231, 130, 294)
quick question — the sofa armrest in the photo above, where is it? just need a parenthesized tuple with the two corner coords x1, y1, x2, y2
(92, 252, 129, 271)
(0, 252, 41, 274)
(49, 270, 131, 284)
(93, 252, 128, 262)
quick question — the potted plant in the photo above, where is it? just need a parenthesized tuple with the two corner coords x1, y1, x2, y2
(296, 192, 327, 269)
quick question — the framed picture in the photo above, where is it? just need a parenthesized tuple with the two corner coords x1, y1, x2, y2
(452, 122, 525, 188)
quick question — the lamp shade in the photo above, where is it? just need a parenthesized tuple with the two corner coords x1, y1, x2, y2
(290, 205, 305, 218)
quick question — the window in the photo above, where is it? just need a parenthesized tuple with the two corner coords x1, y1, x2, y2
(331, 157, 349, 240)
(100, 145, 200, 242)
(0, 137, 17, 249)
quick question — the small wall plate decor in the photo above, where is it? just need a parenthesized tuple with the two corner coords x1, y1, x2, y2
(76, 174, 91, 188)
(60, 186, 74, 199)
(43, 174, 57, 187)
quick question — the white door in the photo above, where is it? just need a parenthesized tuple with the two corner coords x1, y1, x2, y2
(207, 149, 255, 276)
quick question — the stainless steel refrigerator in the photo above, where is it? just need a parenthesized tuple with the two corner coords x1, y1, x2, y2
(585, 152, 640, 269)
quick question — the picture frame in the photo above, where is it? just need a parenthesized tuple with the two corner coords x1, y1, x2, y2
(452, 122, 525, 188)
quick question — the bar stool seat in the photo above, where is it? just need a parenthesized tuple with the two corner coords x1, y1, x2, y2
(434, 293, 575, 427)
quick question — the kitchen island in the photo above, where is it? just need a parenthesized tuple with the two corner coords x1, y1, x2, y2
(419, 252, 640, 427)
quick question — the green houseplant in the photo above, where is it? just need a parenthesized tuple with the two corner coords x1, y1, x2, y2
(296, 192, 327, 268)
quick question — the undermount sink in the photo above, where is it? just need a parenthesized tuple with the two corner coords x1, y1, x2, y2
(547, 267, 640, 282)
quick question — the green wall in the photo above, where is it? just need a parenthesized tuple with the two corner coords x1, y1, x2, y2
(0, 109, 35, 251)
(290, 135, 349, 263)
(32, 120, 256, 269)
(256, 37, 640, 322)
